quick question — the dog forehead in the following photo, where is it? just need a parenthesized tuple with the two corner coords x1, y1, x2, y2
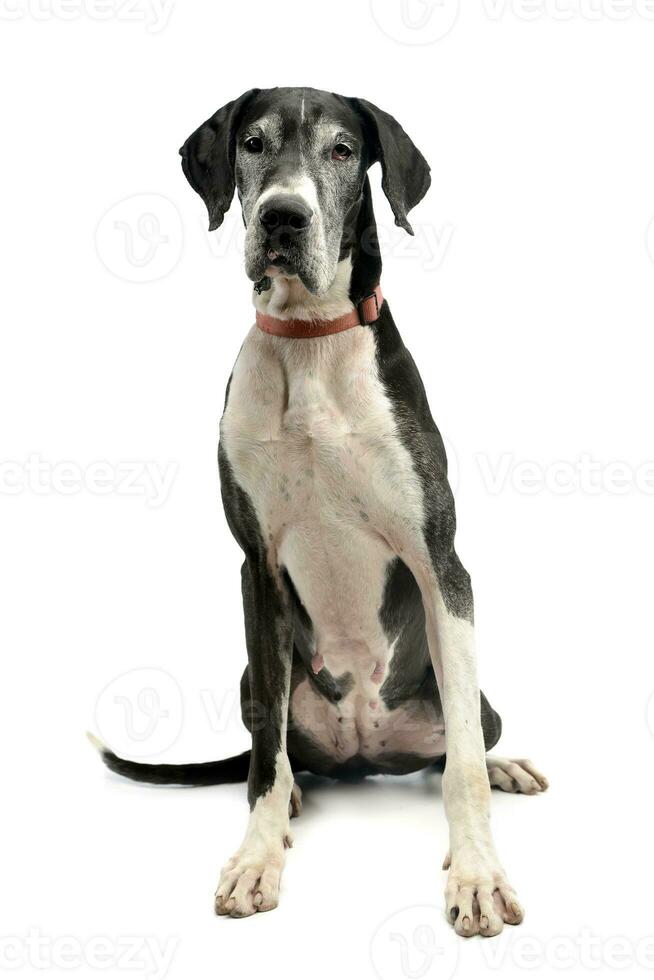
(240, 87, 364, 142)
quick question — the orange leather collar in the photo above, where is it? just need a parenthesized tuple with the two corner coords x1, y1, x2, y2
(255, 285, 383, 339)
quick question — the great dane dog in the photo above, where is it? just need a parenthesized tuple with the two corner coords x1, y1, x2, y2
(92, 87, 548, 936)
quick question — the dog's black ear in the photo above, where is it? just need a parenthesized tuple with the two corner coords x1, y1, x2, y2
(348, 98, 431, 235)
(179, 89, 260, 231)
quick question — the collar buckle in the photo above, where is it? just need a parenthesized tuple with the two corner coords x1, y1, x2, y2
(358, 286, 382, 325)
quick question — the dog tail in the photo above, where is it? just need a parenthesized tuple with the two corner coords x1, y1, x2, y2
(86, 732, 250, 786)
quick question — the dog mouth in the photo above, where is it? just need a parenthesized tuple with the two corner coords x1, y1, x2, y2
(245, 224, 334, 295)
(264, 247, 299, 278)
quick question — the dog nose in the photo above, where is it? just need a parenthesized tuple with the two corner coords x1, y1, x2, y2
(259, 196, 313, 239)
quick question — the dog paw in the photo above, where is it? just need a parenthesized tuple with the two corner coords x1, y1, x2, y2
(486, 756, 549, 794)
(215, 842, 285, 918)
(445, 862, 523, 937)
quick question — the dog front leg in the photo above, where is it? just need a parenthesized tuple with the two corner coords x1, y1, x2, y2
(215, 553, 294, 918)
(411, 551, 524, 938)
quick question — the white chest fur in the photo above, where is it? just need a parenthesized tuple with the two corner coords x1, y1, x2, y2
(220, 324, 425, 698)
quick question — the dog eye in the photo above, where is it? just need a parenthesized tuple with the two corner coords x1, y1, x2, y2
(332, 143, 352, 161)
(244, 136, 263, 154)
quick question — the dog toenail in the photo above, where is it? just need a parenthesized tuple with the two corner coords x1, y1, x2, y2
(450, 907, 459, 922)
(462, 915, 471, 930)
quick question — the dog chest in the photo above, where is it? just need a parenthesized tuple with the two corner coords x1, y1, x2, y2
(220, 325, 421, 534)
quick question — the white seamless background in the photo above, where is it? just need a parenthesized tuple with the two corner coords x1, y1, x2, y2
(2, 3, 654, 979)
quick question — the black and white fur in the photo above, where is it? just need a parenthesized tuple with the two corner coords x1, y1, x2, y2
(93, 87, 548, 936)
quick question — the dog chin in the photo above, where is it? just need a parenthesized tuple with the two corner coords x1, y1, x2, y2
(246, 251, 336, 297)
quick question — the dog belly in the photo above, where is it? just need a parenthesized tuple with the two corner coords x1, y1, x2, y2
(280, 505, 444, 770)
(289, 675, 446, 770)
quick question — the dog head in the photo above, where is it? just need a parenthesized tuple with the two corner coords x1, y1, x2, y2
(180, 87, 430, 296)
